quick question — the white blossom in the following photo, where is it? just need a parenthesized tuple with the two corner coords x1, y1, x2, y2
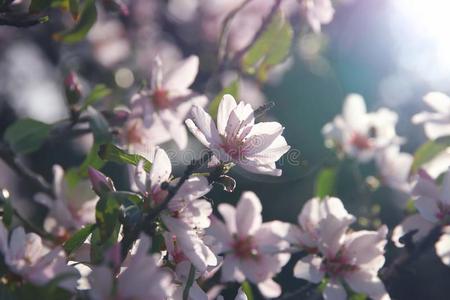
(322, 94, 402, 162)
(208, 191, 290, 298)
(292, 197, 390, 300)
(412, 92, 450, 140)
(186, 94, 290, 176)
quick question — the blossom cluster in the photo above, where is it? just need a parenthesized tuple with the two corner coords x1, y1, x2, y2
(2, 1, 450, 300)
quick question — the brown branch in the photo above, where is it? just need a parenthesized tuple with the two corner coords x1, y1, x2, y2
(0, 142, 53, 196)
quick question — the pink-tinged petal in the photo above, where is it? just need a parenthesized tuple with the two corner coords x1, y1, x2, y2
(34, 193, 53, 208)
(414, 196, 440, 223)
(238, 160, 282, 176)
(149, 147, 172, 188)
(207, 216, 233, 253)
(240, 254, 283, 283)
(344, 226, 387, 270)
(257, 278, 282, 298)
(293, 255, 324, 283)
(158, 109, 188, 149)
(342, 94, 368, 132)
(176, 94, 208, 119)
(412, 170, 440, 199)
(9, 227, 27, 261)
(253, 221, 290, 254)
(88, 266, 114, 300)
(236, 191, 262, 237)
(171, 176, 211, 204)
(217, 94, 238, 135)
(163, 216, 217, 272)
(391, 214, 434, 248)
(218, 203, 237, 234)
(186, 106, 221, 148)
(244, 123, 284, 156)
(163, 55, 199, 90)
(221, 254, 244, 282)
(424, 122, 450, 140)
(423, 92, 450, 114)
(345, 271, 390, 300)
(250, 136, 290, 164)
(436, 227, 450, 266)
(298, 197, 321, 235)
(134, 160, 148, 194)
(323, 280, 346, 300)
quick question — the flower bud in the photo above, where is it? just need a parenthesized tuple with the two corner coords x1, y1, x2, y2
(64, 71, 83, 105)
(88, 167, 115, 195)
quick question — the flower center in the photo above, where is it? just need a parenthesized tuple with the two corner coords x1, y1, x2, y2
(221, 137, 246, 160)
(350, 133, 371, 150)
(321, 253, 358, 277)
(152, 89, 170, 109)
(232, 235, 257, 259)
(126, 120, 143, 145)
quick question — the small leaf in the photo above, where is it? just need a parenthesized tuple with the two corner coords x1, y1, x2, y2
(4, 118, 51, 154)
(63, 224, 95, 254)
(241, 281, 254, 300)
(53, 0, 97, 43)
(209, 80, 239, 120)
(410, 137, 450, 174)
(96, 193, 120, 242)
(69, 0, 80, 20)
(88, 107, 112, 144)
(241, 12, 293, 82)
(314, 167, 337, 198)
(99, 144, 152, 171)
(81, 84, 112, 111)
(65, 143, 105, 188)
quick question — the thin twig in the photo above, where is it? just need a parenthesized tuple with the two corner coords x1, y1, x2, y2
(380, 225, 443, 283)
(183, 264, 196, 300)
(231, 0, 283, 66)
(0, 142, 53, 196)
(276, 282, 318, 300)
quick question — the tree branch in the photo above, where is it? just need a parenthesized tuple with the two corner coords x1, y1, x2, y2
(0, 142, 53, 196)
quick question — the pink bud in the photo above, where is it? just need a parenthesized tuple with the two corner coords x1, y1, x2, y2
(64, 71, 83, 105)
(88, 167, 115, 195)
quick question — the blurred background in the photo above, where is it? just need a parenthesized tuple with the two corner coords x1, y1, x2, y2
(1, 0, 450, 299)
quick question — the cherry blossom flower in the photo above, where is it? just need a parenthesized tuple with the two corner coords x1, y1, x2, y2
(375, 146, 413, 193)
(134, 147, 217, 273)
(88, 234, 173, 300)
(208, 191, 290, 298)
(300, 0, 335, 32)
(129, 55, 208, 150)
(292, 197, 390, 300)
(411, 169, 450, 224)
(285, 197, 356, 253)
(186, 94, 290, 176)
(34, 165, 98, 241)
(0, 224, 79, 290)
(412, 92, 450, 140)
(322, 94, 402, 162)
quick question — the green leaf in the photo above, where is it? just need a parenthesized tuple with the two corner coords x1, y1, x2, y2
(53, 0, 97, 43)
(63, 224, 95, 254)
(88, 107, 112, 144)
(65, 143, 105, 188)
(69, 0, 80, 20)
(90, 223, 120, 264)
(209, 80, 239, 120)
(99, 144, 152, 171)
(241, 281, 254, 300)
(96, 193, 120, 242)
(81, 84, 112, 111)
(314, 167, 337, 198)
(241, 12, 293, 82)
(410, 137, 450, 174)
(4, 118, 51, 154)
